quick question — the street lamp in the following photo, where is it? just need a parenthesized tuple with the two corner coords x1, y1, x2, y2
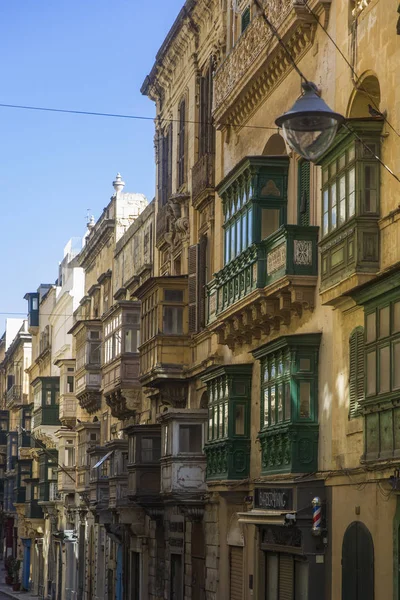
(275, 82, 345, 162)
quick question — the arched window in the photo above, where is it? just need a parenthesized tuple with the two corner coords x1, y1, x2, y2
(262, 133, 287, 156)
(347, 74, 381, 118)
(178, 98, 186, 188)
(349, 327, 364, 418)
(342, 521, 374, 600)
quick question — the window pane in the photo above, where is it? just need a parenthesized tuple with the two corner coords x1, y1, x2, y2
(364, 165, 377, 212)
(338, 153, 346, 171)
(235, 405, 245, 435)
(339, 175, 346, 225)
(248, 207, 253, 244)
(394, 302, 400, 333)
(242, 211, 247, 250)
(299, 382, 311, 418)
(277, 385, 283, 422)
(263, 389, 269, 427)
(299, 358, 311, 371)
(323, 190, 329, 236)
(236, 218, 241, 254)
(379, 346, 390, 393)
(224, 228, 230, 264)
(393, 342, 400, 389)
(379, 306, 390, 338)
(348, 167, 355, 217)
(224, 403, 228, 437)
(261, 209, 280, 240)
(164, 290, 183, 302)
(163, 307, 183, 334)
(331, 182, 337, 230)
(366, 312, 376, 343)
(270, 387, 276, 425)
(218, 405, 223, 438)
(231, 223, 236, 258)
(285, 384, 291, 420)
(366, 351, 376, 396)
(179, 425, 202, 453)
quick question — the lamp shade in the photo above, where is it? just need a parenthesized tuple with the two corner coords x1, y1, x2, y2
(275, 82, 345, 161)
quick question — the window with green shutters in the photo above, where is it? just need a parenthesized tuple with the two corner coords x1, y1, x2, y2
(349, 327, 364, 418)
(241, 7, 250, 33)
(298, 160, 310, 226)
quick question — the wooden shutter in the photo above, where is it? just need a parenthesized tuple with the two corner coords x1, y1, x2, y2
(229, 546, 243, 600)
(198, 235, 207, 330)
(199, 59, 215, 157)
(349, 327, 364, 418)
(279, 554, 294, 600)
(188, 245, 198, 333)
(298, 160, 310, 226)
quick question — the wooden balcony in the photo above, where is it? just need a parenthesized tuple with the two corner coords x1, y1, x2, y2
(59, 397, 78, 428)
(139, 335, 190, 386)
(32, 406, 60, 429)
(191, 152, 215, 209)
(57, 468, 76, 494)
(126, 424, 161, 509)
(207, 225, 318, 349)
(6, 385, 22, 408)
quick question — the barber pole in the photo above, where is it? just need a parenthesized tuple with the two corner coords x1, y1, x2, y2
(311, 497, 322, 536)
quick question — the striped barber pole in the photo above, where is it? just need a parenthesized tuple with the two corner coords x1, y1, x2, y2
(311, 497, 321, 536)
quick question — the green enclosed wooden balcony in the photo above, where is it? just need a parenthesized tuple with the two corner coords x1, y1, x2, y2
(202, 365, 253, 481)
(253, 334, 321, 475)
(32, 406, 60, 429)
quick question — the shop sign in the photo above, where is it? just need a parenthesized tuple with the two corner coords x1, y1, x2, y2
(254, 487, 293, 510)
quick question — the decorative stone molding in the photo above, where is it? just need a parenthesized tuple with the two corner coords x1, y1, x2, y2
(213, 1, 326, 129)
(105, 388, 141, 420)
(352, 0, 373, 18)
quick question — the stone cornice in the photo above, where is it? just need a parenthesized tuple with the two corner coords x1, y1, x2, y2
(212, 0, 329, 131)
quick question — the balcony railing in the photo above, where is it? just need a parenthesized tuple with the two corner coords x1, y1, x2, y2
(191, 153, 215, 206)
(207, 225, 318, 322)
(6, 385, 22, 406)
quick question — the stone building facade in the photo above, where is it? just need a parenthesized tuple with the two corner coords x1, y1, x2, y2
(1, 0, 400, 599)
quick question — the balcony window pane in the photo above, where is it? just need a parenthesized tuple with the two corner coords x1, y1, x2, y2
(364, 165, 377, 213)
(338, 153, 346, 171)
(379, 346, 390, 393)
(379, 306, 390, 338)
(299, 382, 311, 418)
(248, 207, 253, 244)
(270, 387, 276, 425)
(89, 342, 101, 365)
(348, 167, 355, 217)
(45, 390, 52, 406)
(218, 405, 223, 438)
(242, 211, 247, 250)
(163, 307, 183, 334)
(299, 358, 311, 372)
(263, 389, 269, 427)
(224, 228, 230, 263)
(141, 437, 161, 462)
(231, 224, 236, 259)
(224, 403, 228, 437)
(236, 218, 241, 255)
(331, 182, 337, 230)
(366, 312, 376, 343)
(179, 424, 202, 453)
(125, 328, 139, 353)
(67, 376, 74, 393)
(208, 414, 213, 440)
(394, 302, 400, 333)
(235, 405, 245, 435)
(164, 290, 184, 302)
(285, 384, 291, 420)
(261, 209, 280, 240)
(323, 190, 329, 236)
(213, 406, 217, 438)
(277, 385, 283, 422)
(339, 175, 346, 225)
(366, 351, 376, 396)
(393, 342, 400, 389)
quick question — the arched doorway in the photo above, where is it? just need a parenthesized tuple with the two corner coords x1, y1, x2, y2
(342, 521, 374, 600)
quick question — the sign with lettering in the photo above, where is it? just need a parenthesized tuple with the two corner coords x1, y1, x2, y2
(254, 488, 293, 511)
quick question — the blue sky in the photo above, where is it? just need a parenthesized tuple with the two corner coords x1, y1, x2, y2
(0, 0, 183, 331)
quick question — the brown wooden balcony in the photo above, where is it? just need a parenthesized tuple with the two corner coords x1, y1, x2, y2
(126, 424, 161, 509)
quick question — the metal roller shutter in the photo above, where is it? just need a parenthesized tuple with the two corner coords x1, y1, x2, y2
(230, 546, 243, 600)
(279, 554, 294, 600)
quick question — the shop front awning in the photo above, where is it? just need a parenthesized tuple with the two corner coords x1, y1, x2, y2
(238, 510, 292, 526)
